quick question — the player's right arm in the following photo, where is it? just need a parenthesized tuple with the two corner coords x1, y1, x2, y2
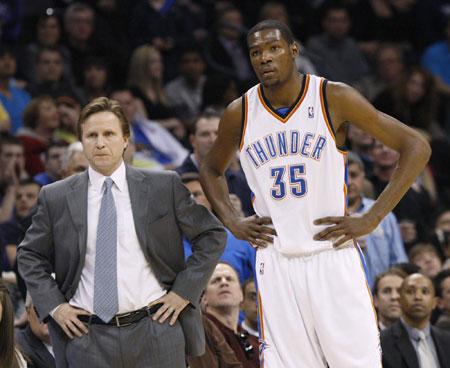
(200, 98, 276, 247)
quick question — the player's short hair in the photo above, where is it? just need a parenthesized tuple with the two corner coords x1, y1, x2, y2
(434, 269, 450, 298)
(78, 97, 130, 139)
(372, 267, 407, 296)
(247, 20, 295, 46)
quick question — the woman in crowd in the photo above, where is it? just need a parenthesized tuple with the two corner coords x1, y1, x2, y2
(0, 281, 27, 368)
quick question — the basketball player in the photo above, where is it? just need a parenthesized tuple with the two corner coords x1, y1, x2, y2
(199, 20, 431, 368)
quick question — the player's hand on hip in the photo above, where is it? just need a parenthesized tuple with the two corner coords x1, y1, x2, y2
(313, 213, 378, 248)
(149, 291, 189, 326)
(228, 215, 277, 248)
(53, 303, 90, 339)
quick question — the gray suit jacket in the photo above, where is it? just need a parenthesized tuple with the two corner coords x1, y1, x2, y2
(17, 166, 227, 356)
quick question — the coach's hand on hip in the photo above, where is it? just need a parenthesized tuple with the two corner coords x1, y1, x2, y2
(149, 291, 189, 326)
(313, 213, 379, 248)
(53, 303, 90, 339)
(226, 215, 277, 248)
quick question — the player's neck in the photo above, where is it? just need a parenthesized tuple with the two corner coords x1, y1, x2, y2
(244, 317, 258, 332)
(262, 72, 303, 109)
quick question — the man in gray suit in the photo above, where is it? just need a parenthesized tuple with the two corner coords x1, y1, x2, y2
(17, 97, 227, 368)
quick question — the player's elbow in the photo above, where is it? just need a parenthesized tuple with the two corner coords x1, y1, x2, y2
(407, 132, 432, 167)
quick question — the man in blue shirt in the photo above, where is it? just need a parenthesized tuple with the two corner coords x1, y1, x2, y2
(347, 152, 407, 287)
(0, 46, 31, 134)
(181, 173, 255, 284)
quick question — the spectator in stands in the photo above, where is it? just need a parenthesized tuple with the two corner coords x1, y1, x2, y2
(165, 46, 207, 125)
(27, 47, 82, 102)
(80, 57, 110, 104)
(434, 269, 450, 330)
(61, 141, 88, 178)
(18, 12, 72, 85)
(0, 45, 31, 134)
(91, 0, 130, 88)
(381, 273, 450, 368)
(369, 140, 433, 243)
(372, 268, 407, 330)
(356, 43, 407, 102)
(177, 109, 253, 215)
(259, 1, 317, 75)
(33, 142, 67, 186)
(0, 280, 27, 368)
(54, 96, 81, 144)
(240, 278, 258, 337)
(201, 74, 239, 114)
(181, 173, 255, 284)
(17, 96, 60, 176)
(347, 125, 374, 177)
(409, 243, 443, 279)
(127, 44, 177, 121)
(202, 263, 260, 368)
(374, 67, 440, 136)
(0, 135, 27, 223)
(63, 2, 99, 86)
(111, 88, 188, 169)
(0, 101, 11, 132)
(204, 6, 254, 85)
(347, 152, 407, 286)
(422, 16, 450, 97)
(16, 293, 55, 368)
(0, 179, 40, 279)
(430, 209, 450, 262)
(307, 3, 369, 85)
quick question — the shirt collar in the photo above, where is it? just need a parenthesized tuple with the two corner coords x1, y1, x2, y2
(400, 318, 431, 341)
(88, 161, 126, 192)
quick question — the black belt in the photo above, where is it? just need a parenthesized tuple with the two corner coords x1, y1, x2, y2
(79, 303, 163, 327)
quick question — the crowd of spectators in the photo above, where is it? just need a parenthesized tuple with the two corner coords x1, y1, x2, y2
(1, 0, 450, 367)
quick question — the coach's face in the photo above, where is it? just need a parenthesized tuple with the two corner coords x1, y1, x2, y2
(81, 111, 128, 176)
(248, 28, 298, 87)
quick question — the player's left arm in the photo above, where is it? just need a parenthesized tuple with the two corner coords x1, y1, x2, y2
(314, 82, 431, 247)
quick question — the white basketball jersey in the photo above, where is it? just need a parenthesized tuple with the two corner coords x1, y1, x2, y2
(239, 74, 348, 255)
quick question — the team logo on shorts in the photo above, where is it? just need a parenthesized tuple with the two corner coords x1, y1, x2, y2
(259, 262, 265, 275)
(308, 106, 314, 118)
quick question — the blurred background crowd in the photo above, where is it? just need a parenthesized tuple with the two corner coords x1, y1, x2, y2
(1, 0, 450, 367)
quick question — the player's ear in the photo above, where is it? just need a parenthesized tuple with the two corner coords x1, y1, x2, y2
(291, 41, 299, 58)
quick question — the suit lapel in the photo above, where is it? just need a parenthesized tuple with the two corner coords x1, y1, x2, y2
(393, 322, 420, 368)
(66, 172, 88, 259)
(126, 165, 150, 247)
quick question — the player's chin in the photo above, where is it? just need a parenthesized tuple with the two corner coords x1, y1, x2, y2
(260, 76, 280, 88)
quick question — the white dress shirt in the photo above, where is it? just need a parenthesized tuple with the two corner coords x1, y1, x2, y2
(69, 161, 166, 314)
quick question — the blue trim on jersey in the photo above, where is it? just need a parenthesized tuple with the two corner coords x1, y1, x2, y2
(344, 159, 349, 209)
(275, 107, 290, 118)
(356, 243, 372, 286)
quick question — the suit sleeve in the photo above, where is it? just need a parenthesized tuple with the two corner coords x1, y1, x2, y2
(169, 173, 227, 306)
(17, 187, 66, 321)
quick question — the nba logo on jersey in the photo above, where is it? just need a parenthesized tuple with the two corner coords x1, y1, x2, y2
(259, 262, 265, 275)
(308, 106, 314, 118)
